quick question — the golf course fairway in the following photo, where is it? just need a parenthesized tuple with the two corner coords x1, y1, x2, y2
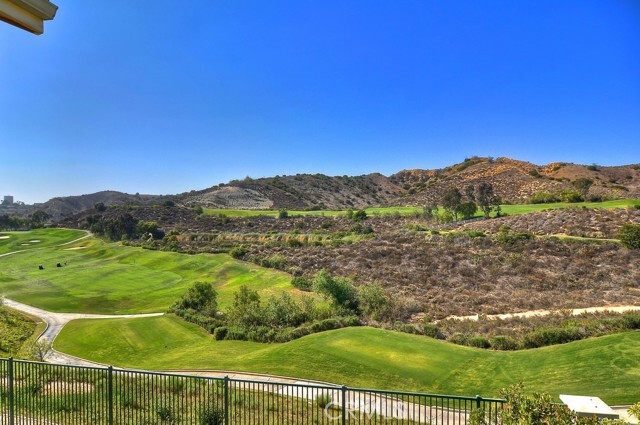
(0, 230, 297, 314)
(55, 315, 640, 405)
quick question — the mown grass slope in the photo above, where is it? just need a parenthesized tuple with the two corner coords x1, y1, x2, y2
(204, 199, 640, 218)
(55, 316, 640, 404)
(0, 230, 297, 314)
(0, 228, 86, 254)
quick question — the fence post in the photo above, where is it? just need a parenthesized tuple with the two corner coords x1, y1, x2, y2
(476, 394, 482, 410)
(341, 386, 347, 425)
(108, 366, 114, 425)
(8, 357, 14, 425)
(224, 376, 230, 425)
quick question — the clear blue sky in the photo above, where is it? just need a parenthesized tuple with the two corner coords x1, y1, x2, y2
(1, 1, 639, 203)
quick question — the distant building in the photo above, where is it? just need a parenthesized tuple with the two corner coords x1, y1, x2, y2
(0, 0, 58, 35)
(3, 195, 14, 205)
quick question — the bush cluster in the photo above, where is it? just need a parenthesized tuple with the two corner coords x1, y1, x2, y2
(424, 311, 640, 351)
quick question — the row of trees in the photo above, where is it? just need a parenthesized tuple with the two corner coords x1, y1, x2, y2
(0, 210, 50, 231)
(439, 182, 501, 221)
(86, 212, 164, 241)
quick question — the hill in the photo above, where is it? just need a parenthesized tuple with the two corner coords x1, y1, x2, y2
(5, 157, 640, 220)
(181, 157, 640, 210)
(390, 157, 640, 206)
(0, 191, 173, 222)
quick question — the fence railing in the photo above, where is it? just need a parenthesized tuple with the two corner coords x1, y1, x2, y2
(0, 357, 505, 424)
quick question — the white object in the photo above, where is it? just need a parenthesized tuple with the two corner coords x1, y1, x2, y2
(559, 394, 620, 420)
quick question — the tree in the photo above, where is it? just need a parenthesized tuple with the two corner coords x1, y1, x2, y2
(358, 283, 390, 321)
(174, 282, 218, 316)
(30, 210, 50, 228)
(226, 286, 262, 329)
(313, 270, 359, 313)
(472, 182, 500, 219)
(102, 213, 139, 241)
(137, 220, 164, 239)
(441, 187, 462, 221)
(351, 210, 368, 222)
(458, 201, 478, 220)
(573, 178, 593, 198)
(619, 223, 640, 249)
(94, 202, 107, 212)
(30, 339, 53, 362)
(278, 209, 289, 219)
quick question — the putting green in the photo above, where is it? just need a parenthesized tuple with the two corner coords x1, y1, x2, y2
(55, 316, 640, 404)
(0, 230, 299, 314)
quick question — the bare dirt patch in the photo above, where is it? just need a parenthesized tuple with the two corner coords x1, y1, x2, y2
(29, 240, 42, 243)
(64, 246, 87, 251)
(42, 381, 94, 396)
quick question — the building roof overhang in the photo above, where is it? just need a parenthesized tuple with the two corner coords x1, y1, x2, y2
(0, 0, 58, 35)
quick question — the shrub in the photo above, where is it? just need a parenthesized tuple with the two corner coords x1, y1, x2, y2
(522, 326, 585, 349)
(351, 210, 368, 222)
(260, 255, 287, 269)
(559, 189, 583, 203)
(497, 383, 576, 425)
(619, 223, 640, 249)
(291, 276, 313, 291)
(468, 336, 491, 349)
(287, 238, 303, 247)
(229, 246, 247, 259)
(629, 403, 640, 423)
(465, 230, 486, 238)
(529, 191, 560, 204)
(623, 313, 640, 329)
(448, 332, 469, 346)
(490, 335, 518, 351)
(422, 323, 441, 339)
(213, 327, 228, 341)
(313, 270, 359, 313)
(199, 406, 224, 425)
(278, 210, 289, 219)
(316, 393, 333, 409)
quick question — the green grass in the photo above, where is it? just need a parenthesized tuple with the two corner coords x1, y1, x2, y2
(0, 306, 40, 357)
(55, 316, 640, 404)
(204, 207, 423, 218)
(204, 199, 640, 219)
(498, 198, 640, 215)
(0, 230, 299, 314)
(0, 228, 86, 254)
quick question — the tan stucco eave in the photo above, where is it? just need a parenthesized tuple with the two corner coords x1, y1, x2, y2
(0, 0, 58, 35)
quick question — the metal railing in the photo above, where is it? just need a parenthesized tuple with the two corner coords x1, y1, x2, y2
(0, 357, 504, 424)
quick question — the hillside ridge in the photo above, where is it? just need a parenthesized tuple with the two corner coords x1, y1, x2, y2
(3, 157, 639, 219)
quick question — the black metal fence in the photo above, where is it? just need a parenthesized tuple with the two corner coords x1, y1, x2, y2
(0, 357, 504, 424)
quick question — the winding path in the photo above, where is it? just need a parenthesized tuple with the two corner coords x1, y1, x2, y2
(2, 298, 163, 366)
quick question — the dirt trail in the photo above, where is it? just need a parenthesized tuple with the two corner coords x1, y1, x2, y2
(442, 305, 640, 322)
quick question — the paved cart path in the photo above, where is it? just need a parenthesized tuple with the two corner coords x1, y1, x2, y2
(2, 298, 163, 366)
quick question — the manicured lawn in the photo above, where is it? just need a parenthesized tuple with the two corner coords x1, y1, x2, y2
(204, 207, 423, 217)
(499, 199, 640, 215)
(0, 228, 86, 254)
(0, 231, 298, 314)
(205, 199, 640, 219)
(55, 316, 640, 404)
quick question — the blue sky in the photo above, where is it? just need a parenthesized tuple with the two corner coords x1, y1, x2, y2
(1, 1, 639, 203)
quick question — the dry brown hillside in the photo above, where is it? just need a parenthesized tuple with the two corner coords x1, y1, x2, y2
(390, 157, 640, 206)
